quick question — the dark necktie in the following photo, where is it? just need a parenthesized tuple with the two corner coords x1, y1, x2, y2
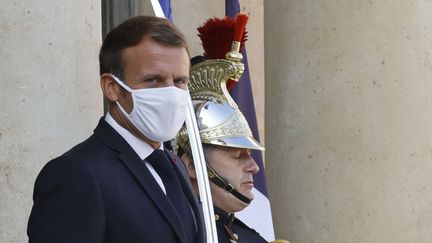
(146, 150, 196, 243)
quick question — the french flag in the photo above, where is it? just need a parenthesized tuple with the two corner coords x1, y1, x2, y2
(157, 0, 171, 20)
(225, 0, 275, 241)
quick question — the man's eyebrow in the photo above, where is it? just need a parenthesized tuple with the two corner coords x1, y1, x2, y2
(140, 74, 164, 80)
(175, 76, 190, 81)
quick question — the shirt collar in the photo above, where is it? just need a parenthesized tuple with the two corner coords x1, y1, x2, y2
(105, 112, 162, 160)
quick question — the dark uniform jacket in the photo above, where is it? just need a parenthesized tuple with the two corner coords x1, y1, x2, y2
(27, 117, 206, 243)
(214, 207, 267, 243)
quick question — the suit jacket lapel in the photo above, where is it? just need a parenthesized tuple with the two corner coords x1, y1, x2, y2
(119, 153, 187, 243)
(93, 118, 187, 243)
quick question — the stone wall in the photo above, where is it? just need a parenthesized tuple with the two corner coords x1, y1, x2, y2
(266, 1, 432, 242)
(0, 0, 102, 242)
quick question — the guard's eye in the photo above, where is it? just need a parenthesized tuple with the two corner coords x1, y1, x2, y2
(233, 153, 242, 159)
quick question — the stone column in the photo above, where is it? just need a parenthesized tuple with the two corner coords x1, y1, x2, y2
(0, 1, 102, 242)
(266, 0, 432, 242)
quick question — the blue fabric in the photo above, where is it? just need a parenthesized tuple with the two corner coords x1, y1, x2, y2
(226, 0, 268, 197)
(225, 0, 240, 17)
(159, 0, 172, 20)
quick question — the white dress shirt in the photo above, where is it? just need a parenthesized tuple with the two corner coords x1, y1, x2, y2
(105, 113, 166, 193)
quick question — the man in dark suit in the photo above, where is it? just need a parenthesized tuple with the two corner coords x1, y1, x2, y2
(27, 16, 205, 243)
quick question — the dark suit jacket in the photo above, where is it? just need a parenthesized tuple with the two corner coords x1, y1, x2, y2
(27, 118, 206, 243)
(214, 207, 267, 243)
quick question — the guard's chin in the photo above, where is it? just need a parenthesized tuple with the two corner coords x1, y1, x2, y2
(244, 192, 254, 202)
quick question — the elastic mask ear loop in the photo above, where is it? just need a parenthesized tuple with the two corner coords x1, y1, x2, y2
(110, 74, 135, 116)
(110, 74, 133, 93)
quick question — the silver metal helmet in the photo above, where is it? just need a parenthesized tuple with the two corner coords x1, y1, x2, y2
(176, 57, 264, 153)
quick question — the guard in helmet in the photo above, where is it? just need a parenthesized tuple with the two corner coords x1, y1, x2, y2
(176, 14, 268, 243)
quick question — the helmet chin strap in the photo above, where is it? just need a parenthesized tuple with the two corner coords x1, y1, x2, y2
(206, 163, 252, 205)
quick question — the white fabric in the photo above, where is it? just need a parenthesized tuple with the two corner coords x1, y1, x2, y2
(112, 74, 188, 142)
(236, 187, 275, 241)
(105, 113, 166, 194)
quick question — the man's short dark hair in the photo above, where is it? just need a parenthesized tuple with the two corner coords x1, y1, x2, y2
(99, 16, 189, 80)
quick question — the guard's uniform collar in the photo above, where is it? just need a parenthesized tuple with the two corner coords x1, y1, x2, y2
(214, 207, 235, 225)
(214, 207, 239, 242)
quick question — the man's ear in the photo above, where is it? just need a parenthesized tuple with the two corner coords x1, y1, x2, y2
(181, 153, 196, 179)
(100, 73, 120, 102)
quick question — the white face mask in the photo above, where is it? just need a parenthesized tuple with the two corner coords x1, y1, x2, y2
(111, 75, 189, 142)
